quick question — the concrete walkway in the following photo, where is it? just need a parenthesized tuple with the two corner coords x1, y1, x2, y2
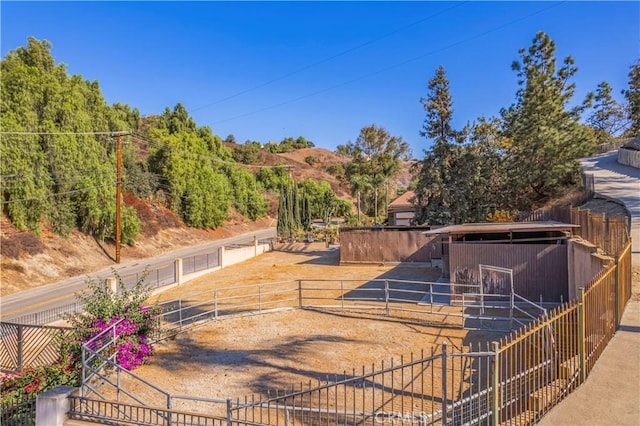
(580, 150, 640, 265)
(539, 151, 640, 425)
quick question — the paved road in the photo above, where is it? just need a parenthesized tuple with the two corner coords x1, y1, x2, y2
(580, 150, 640, 264)
(537, 150, 640, 425)
(0, 228, 276, 321)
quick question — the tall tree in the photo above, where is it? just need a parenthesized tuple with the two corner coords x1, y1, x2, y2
(587, 81, 627, 143)
(623, 60, 640, 137)
(1, 37, 140, 242)
(501, 32, 595, 210)
(342, 124, 410, 220)
(413, 66, 469, 225)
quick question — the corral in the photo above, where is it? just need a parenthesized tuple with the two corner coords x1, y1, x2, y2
(84, 243, 507, 423)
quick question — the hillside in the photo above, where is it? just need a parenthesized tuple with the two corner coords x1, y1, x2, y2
(1, 139, 419, 296)
(0, 194, 275, 295)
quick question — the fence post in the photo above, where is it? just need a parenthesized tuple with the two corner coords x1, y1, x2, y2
(214, 290, 218, 319)
(16, 324, 23, 372)
(614, 256, 620, 328)
(175, 258, 183, 286)
(384, 280, 390, 316)
(510, 292, 514, 330)
(441, 342, 448, 426)
(226, 398, 233, 426)
(491, 341, 500, 426)
(178, 299, 183, 330)
(298, 280, 303, 308)
(578, 287, 586, 383)
(106, 278, 118, 297)
(254, 235, 258, 257)
(219, 246, 225, 269)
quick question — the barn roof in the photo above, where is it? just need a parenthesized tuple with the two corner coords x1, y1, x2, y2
(423, 221, 578, 235)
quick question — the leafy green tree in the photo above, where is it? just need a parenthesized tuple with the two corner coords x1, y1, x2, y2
(222, 164, 267, 220)
(255, 165, 291, 192)
(501, 32, 595, 209)
(342, 124, 409, 220)
(232, 140, 262, 164)
(149, 129, 231, 228)
(623, 60, 640, 137)
(1, 37, 139, 242)
(464, 117, 507, 221)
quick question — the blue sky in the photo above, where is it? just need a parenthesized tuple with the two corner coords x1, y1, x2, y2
(1, 1, 638, 156)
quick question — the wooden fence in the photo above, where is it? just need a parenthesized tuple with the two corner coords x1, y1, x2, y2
(339, 227, 441, 264)
(518, 204, 629, 256)
(493, 240, 632, 425)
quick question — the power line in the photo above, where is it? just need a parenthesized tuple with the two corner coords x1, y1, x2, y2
(0, 131, 130, 136)
(211, 1, 565, 125)
(0, 184, 111, 205)
(190, 2, 468, 113)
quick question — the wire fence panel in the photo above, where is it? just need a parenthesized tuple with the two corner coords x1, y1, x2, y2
(3, 302, 81, 326)
(183, 251, 220, 275)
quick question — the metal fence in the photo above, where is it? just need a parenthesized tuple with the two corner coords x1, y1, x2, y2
(0, 322, 73, 373)
(4, 238, 633, 425)
(152, 278, 544, 339)
(492, 240, 632, 425)
(229, 342, 496, 426)
(68, 396, 237, 426)
(0, 392, 37, 426)
(1, 237, 275, 327)
(182, 251, 220, 275)
(5, 302, 82, 327)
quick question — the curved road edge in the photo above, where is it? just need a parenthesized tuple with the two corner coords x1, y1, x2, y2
(0, 227, 276, 321)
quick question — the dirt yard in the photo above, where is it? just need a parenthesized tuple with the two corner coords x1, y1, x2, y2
(116, 243, 503, 416)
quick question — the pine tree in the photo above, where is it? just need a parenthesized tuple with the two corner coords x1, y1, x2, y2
(587, 81, 627, 143)
(623, 60, 640, 137)
(501, 32, 595, 210)
(413, 66, 468, 225)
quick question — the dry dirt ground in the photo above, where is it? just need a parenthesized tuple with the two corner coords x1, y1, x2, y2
(120, 243, 504, 416)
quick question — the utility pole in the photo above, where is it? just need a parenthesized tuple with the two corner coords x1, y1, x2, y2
(115, 133, 123, 264)
(357, 191, 361, 226)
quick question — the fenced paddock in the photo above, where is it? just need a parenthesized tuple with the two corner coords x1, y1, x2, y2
(66, 239, 632, 426)
(3, 221, 633, 426)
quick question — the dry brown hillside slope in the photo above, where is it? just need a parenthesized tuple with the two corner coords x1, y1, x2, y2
(0, 195, 275, 296)
(0, 146, 412, 296)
